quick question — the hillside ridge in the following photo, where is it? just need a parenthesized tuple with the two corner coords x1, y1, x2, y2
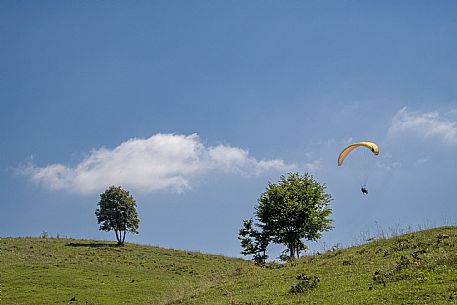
(1, 226, 457, 304)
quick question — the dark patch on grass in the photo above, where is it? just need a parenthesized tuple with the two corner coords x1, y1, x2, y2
(411, 248, 427, 260)
(369, 269, 386, 289)
(66, 242, 118, 248)
(391, 238, 412, 252)
(356, 249, 370, 255)
(290, 273, 319, 293)
(395, 255, 410, 272)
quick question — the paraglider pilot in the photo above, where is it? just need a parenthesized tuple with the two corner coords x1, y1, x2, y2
(337, 141, 379, 196)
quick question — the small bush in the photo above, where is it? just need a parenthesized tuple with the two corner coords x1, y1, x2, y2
(391, 238, 411, 252)
(356, 249, 370, 255)
(253, 254, 268, 267)
(411, 248, 427, 260)
(290, 273, 320, 293)
(370, 269, 386, 289)
(395, 255, 410, 272)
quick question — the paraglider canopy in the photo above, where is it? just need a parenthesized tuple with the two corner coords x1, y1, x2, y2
(338, 141, 379, 166)
(338, 141, 379, 195)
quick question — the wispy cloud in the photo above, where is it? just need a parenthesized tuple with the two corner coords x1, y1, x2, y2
(375, 153, 402, 171)
(388, 107, 457, 145)
(19, 133, 295, 194)
(415, 158, 429, 166)
(301, 152, 323, 172)
(449, 108, 457, 117)
(304, 159, 323, 172)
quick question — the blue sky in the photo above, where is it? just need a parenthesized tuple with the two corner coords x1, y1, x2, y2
(1, 1, 457, 258)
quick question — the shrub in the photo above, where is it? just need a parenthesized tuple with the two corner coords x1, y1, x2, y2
(290, 273, 320, 293)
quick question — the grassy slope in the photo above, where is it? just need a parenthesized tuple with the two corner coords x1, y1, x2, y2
(1, 227, 457, 305)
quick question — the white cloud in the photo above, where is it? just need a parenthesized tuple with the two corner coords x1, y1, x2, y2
(415, 158, 429, 166)
(20, 133, 295, 194)
(301, 151, 324, 172)
(304, 159, 323, 172)
(388, 107, 457, 145)
(375, 153, 402, 171)
(449, 108, 457, 117)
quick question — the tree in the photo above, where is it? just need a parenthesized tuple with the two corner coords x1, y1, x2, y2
(95, 186, 139, 246)
(238, 219, 270, 266)
(239, 173, 333, 261)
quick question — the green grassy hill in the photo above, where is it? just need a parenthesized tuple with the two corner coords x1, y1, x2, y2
(1, 226, 457, 305)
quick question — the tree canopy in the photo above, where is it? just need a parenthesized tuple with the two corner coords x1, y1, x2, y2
(95, 186, 139, 246)
(239, 173, 333, 263)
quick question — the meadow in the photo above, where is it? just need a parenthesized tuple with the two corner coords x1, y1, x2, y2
(1, 226, 457, 304)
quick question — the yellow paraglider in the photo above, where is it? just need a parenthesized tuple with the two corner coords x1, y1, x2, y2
(337, 141, 379, 166)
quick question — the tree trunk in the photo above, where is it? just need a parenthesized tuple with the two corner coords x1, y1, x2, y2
(121, 231, 126, 245)
(289, 242, 295, 259)
(114, 229, 121, 245)
(114, 229, 118, 241)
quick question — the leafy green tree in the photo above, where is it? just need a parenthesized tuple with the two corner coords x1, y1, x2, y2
(238, 219, 270, 266)
(95, 186, 139, 246)
(240, 173, 333, 261)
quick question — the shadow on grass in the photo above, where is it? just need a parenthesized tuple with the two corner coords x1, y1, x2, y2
(66, 242, 119, 248)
